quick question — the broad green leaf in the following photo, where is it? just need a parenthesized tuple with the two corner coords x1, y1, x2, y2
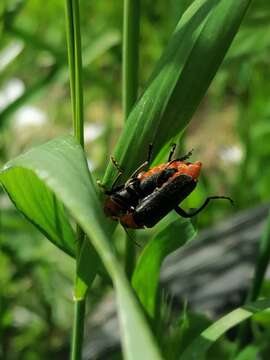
(180, 299, 270, 360)
(132, 213, 196, 318)
(0, 138, 98, 295)
(103, 0, 251, 187)
(1, 167, 75, 256)
(0, 136, 162, 360)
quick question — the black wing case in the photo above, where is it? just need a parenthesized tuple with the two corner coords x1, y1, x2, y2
(133, 174, 197, 228)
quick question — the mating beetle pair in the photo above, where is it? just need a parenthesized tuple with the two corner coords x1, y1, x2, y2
(102, 144, 233, 228)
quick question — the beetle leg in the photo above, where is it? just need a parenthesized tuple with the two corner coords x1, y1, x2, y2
(169, 149, 194, 165)
(175, 196, 234, 218)
(129, 161, 149, 179)
(174, 206, 191, 218)
(111, 156, 124, 173)
(110, 156, 125, 189)
(128, 143, 153, 179)
(111, 143, 153, 191)
(111, 172, 124, 190)
(168, 143, 177, 161)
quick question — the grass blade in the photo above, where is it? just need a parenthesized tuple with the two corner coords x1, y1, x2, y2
(103, 0, 251, 187)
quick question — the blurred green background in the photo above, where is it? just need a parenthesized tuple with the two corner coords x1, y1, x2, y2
(1, 0, 270, 358)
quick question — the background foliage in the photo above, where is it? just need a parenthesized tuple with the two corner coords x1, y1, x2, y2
(1, 0, 270, 359)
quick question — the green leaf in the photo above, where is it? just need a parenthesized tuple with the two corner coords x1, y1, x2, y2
(1, 167, 76, 257)
(0, 136, 162, 360)
(180, 299, 270, 360)
(103, 0, 251, 187)
(132, 213, 196, 318)
(1, 165, 99, 298)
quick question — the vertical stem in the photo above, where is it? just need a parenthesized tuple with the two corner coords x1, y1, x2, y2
(71, 287, 86, 360)
(72, 0, 84, 146)
(65, 0, 84, 145)
(65, 0, 85, 359)
(122, 0, 140, 119)
(122, 0, 141, 279)
(65, 0, 76, 127)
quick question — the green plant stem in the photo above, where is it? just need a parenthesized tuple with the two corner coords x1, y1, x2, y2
(236, 210, 270, 351)
(72, 0, 84, 146)
(71, 227, 86, 360)
(66, 0, 85, 146)
(122, 0, 140, 279)
(65, 0, 76, 127)
(65, 0, 86, 359)
(71, 298, 86, 360)
(122, 0, 140, 119)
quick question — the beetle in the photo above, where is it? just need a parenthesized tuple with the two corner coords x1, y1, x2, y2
(103, 144, 194, 219)
(120, 161, 233, 228)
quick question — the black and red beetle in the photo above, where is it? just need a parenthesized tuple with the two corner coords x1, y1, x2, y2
(120, 161, 233, 228)
(102, 144, 233, 228)
(103, 144, 193, 219)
